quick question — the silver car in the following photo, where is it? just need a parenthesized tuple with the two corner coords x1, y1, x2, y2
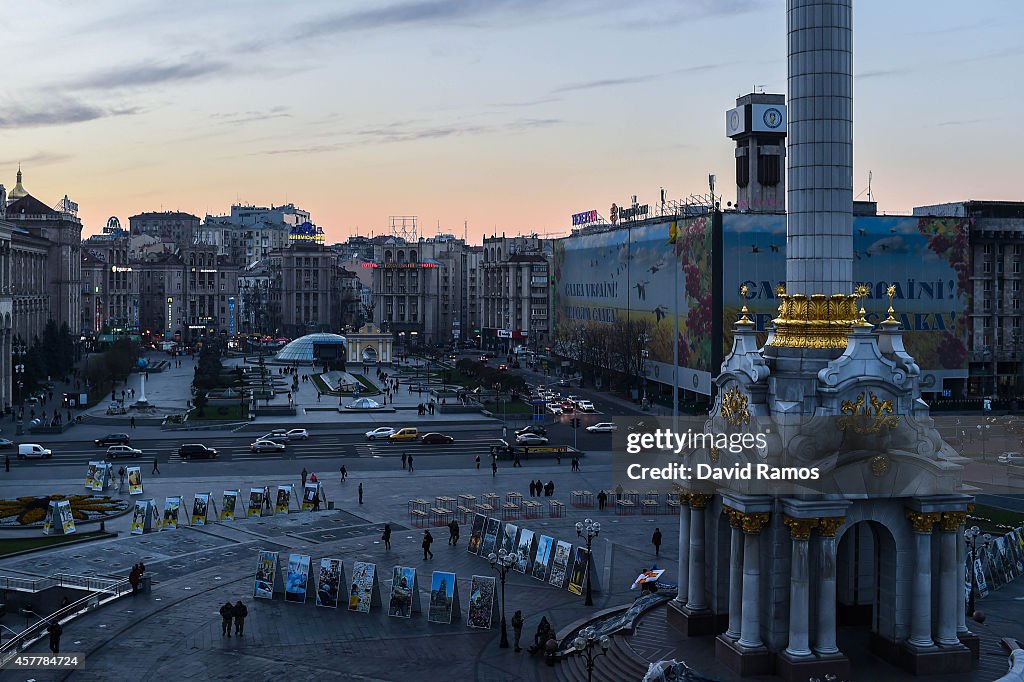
(106, 445, 142, 459)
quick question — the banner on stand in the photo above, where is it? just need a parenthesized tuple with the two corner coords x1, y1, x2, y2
(467, 514, 486, 554)
(316, 558, 344, 608)
(428, 571, 459, 624)
(254, 550, 279, 599)
(567, 546, 589, 596)
(302, 483, 320, 511)
(131, 500, 154, 534)
(467, 575, 497, 629)
(161, 496, 181, 530)
(248, 488, 264, 517)
(349, 561, 380, 613)
(500, 523, 518, 555)
(532, 535, 554, 582)
(275, 485, 293, 515)
(549, 540, 573, 588)
(126, 466, 143, 495)
(85, 462, 99, 488)
(91, 463, 111, 491)
(221, 490, 238, 521)
(514, 529, 536, 574)
(480, 518, 501, 556)
(388, 566, 419, 618)
(191, 494, 209, 525)
(285, 553, 311, 603)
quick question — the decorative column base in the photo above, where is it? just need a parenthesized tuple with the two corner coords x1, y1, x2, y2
(775, 651, 849, 682)
(715, 635, 773, 676)
(869, 634, 972, 675)
(957, 632, 980, 659)
(666, 600, 724, 637)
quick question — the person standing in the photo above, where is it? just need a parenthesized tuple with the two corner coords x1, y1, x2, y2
(491, 460, 497, 478)
(448, 519, 460, 545)
(358, 482, 364, 505)
(382, 523, 392, 550)
(407, 455, 414, 473)
(615, 482, 624, 502)
(475, 455, 481, 470)
(401, 453, 408, 470)
(152, 457, 160, 475)
(340, 465, 347, 482)
(651, 528, 662, 557)
(130, 416, 136, 429)
(219, 601, 233, 637)
(597, 489, 607, 511)
(529, 480, 537, 497)
(422, 530, 434, 560)
(233, 600, 248, 636)
(511, 610, 525, 652)
(48, 619, 63, 653)
(301, 468, 308, 487)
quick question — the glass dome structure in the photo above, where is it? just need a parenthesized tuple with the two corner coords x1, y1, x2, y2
(275, 333, 347, 363)
(344, 397, 382, 410)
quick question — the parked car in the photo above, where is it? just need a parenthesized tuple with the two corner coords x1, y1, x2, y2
(516, 425, 547, 437)
(515, 433, 549, 446)
(94, 433, 131, 447)
(420, 432, 455, 445)
(577, 400, 596, 412)
(0, 437, 14, 449)
(17, 444, 52, 459)
(105, 445, 142, 459)
(261, 429, 290, 444)
(546, 404, 564, 415)
(251, 439, 286, 453)
(586, 422, 617, 433)
(389, 427, 419, 442)
(997, 451, 1024, 465)
(365, 426, 397, 441)
(286, 428, 309, 441)
(178, 444, 217, 460)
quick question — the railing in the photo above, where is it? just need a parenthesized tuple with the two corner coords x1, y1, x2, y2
(0, 576, 132, 666)
(0, 573, 126, 594)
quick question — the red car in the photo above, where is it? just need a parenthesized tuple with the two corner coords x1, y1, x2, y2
(420, 433, 455, 445)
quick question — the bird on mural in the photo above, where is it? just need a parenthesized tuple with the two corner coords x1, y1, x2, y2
(649, 257, 666, 274)
(635, 281, 650, 301)
(751, 245, 760, 253)
(769, 244, 780, 252)
(653, 305, 669, 323)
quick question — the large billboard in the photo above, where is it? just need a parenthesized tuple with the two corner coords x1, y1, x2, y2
(553, 213, 970, 396)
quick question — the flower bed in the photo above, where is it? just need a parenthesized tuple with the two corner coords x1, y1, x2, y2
(0, 495, 131, 527)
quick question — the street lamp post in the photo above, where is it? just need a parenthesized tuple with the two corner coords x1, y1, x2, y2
(488, 548, 520, 649)
(572, 626, 611, 682)
(976, 424, 991, 462)
(575, 518, 600, 606)
(964, 525, 992, 617)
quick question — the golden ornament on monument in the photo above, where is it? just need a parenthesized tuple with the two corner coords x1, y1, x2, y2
(720, 386, 750, 427)
(837, 391, 900, 434)
(870, 455, 890, 477)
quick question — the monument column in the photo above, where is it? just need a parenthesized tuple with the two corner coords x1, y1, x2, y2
(906, 510, 940, 648)
(937, 512, 966, 646)
(686, 494, 711, 611)
(723, 507, 744, 640)
(673, 491, 690, 608)
(738, 511, 770, 649)
(783, 516, 818, 658)
(815, 516, 845, 656)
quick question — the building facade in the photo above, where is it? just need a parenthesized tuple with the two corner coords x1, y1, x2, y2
(129, 211, 200, 249)
(480, 235, 551, 352)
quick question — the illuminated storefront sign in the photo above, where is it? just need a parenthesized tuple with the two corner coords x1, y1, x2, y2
(111, 266, 133, 273)
(610, 202, 649, 224)
(166, 297, 173, 338)
(571, 210, 599, 226)
(228, 297, 236, 336)
(361, 262, 438, 269)
(289, 222, 326, 243)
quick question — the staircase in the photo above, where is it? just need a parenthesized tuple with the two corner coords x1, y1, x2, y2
(550, 635, 652, 682)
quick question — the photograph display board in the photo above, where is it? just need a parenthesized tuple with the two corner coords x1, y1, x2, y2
(85, 462, 99, 488)
(248, 488, 264, 517)
(467, 514, 486, 554)
(161, 496, 181, 530)
(191, 493, 209, 525)
(480, 518, 501, 556)
(549, 540, 573, 588)
(349, 561, 380, 613)
(514, 529, 536, 574)
(567, 547, 589, 596)
(316, 558, 344, 608)
(221, 491, 238, 521)
(467, 575, 497, 629)
(57, 500, 75, 535)
(389, 566, 420, 618)
(285, 553, 311, 603)
(302, 483, 319, 511)
(500, 523, 518, 555)
(91, 463, 110, 491)
(532, 535, 554, 581)
(42, 502, 55, 535)
(275, 485, 293, 515)
(428, 571, 459, 624)
(254, 550, 279, 599)
(126, 466, 143, 495)
(130, 500, 155, 534)
(631, 568, 665, 590)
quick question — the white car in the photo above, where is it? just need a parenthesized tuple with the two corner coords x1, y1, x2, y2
(546, 404, 563, 415)
(515, 433, 549, 446)
(251, 440, 286, 453)
(17, 444, 52, 459)
(366, 426, 396, 441)
(997, 451, 1024, 465)
(286, 428, 309, 440)
(577, 400, 596, 412)
(586, 422, 617, 433)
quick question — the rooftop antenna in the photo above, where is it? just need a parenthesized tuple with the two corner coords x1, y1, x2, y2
(867, 170, 874, 203)
(464, 220, 468, 242)
(754, 83, 766, 94)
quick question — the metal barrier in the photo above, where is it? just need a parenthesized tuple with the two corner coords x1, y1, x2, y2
(0, 573, 124, 594)
(0, 576, 132, 667)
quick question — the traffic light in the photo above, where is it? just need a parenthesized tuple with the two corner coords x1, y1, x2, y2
(570, 418, 581, 429)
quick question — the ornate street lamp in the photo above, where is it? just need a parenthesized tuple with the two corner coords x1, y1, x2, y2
(487, 547, 520, 649)
(572, 626, 611, 682)
(964, 525, 992, 617)
(575, 518, 600, 606)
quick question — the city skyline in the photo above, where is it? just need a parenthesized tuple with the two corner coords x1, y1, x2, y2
(3, 0, 1022, 242)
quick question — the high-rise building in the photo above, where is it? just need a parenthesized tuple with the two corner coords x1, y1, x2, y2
(129, 211, 200, 249)
(480, 235, 551, 353)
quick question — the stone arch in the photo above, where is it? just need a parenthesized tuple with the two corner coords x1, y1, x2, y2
(362, 346, 378, 363)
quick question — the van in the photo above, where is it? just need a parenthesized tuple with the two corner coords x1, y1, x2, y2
(18, 444, 52, 460)
(388, 427, 419, 442)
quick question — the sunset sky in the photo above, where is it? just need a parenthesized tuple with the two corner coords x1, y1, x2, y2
(2, 0, 1022, 243)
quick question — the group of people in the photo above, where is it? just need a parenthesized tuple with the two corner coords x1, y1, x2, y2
(218, 600, 248, 637)
(417, 402, 435, 415)
(401, 453, 415, 472)
(528, 479, 555, 497)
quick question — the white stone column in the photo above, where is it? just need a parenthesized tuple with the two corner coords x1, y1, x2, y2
(784, 517, 816, 657)
(907, 510, 939, 648)
(937, 513, 965, 646)
(738, 512, 769, 649)
(957, 517, 970, 635)
(815, 517, 844, 655)
(674, 495, 690, 606)
(725, 508, 744, 639)
(686, 494, 710, 610)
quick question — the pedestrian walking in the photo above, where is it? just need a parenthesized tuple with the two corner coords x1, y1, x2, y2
(597, 489, 607, 510)
(402, 453, 408, 470)
(475, 455, 481, 470)
(219, 601, 233, 637)
(233, 600, 248, 636)
(615, 482, 624, 502)
(511, 610, 525, 652)
(513, 453, 521, 467)
(448, 519, 460, 545)
(382, 523, 392, 550)
(340, 465, 347, 482)
(358, 482, 364, 504)
(130, 416, 136, 429)
(535, 479, 543, 498)
(312, 493, 321, 512)
(47, 619, 63, 653)
(529, 480, 537, 497)
(652, 528, 662, 557)
(151, 457, 160, 475)
(301, 468, 308, 487)
(422, 530, 434, 560)
(407, 455, 414, 473)
(129, 564, 141, 594)
(491, 460, 497, 477)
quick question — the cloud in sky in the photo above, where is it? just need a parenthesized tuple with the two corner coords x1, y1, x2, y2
(0, 99, 138, 130)
(71, 58, 230, 90)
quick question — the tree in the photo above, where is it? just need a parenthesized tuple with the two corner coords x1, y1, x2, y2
(194, 391, 208, 417)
